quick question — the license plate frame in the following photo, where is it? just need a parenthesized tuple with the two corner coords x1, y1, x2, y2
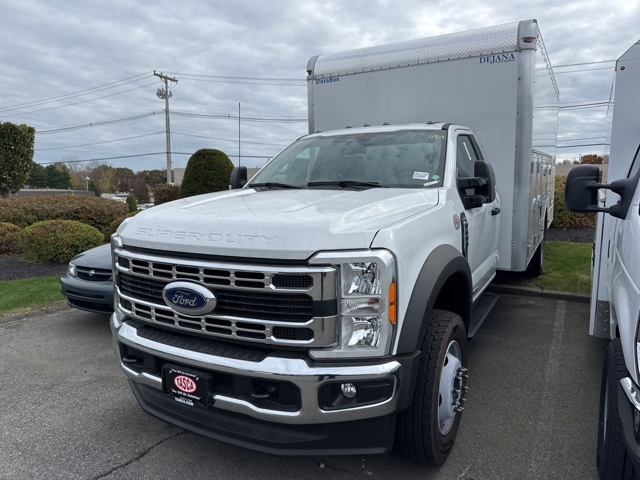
(162, 364, 212, 407)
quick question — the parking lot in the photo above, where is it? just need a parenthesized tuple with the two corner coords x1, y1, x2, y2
(0, 293, 607, 479)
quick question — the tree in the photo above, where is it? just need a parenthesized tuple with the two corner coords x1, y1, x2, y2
(45, 163, 72, 189)
(0, 121, 36, 197)
(180, 149, 234, 198)
(579, 154, 604, 165)
(126, 195, 138, 212)
(27, 161, 48, 187)
(112, 167, 135, 192)
(90, 164, 114, 194)
(142, 169, 166, 185)
(132, 172, 150, 202)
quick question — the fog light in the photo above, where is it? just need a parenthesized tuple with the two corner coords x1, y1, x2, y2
(341, 383, 357, 399)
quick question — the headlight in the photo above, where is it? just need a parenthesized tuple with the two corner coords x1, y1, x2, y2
(67, 262, 77, 277)
(309, 250, 396, 359)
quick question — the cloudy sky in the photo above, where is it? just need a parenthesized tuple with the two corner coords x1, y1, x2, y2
(1, 0, 638, 173)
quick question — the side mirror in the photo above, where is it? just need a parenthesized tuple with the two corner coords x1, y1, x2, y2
(564, 165, 600, 212)
(564, 164, 640, 220)
(457, 161, 496, 209)
(474, 161, 496, 203)
(230, 166, 247, 189)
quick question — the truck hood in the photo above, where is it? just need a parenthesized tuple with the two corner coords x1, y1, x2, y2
(119, 188, 439, 259)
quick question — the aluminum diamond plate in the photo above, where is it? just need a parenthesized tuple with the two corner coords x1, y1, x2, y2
(312, 21, 524, 78)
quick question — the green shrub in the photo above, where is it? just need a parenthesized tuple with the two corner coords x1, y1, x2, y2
(0, 222, 21, 255)
(152, 184, 181, 205)
(0, 194, 128, 238)
(553, 175, 597, 228)
(126, 195, 138, 212)
(20, 220, 104, 264)
(108, 211, 138, 237)
(180, 149, 234, 198)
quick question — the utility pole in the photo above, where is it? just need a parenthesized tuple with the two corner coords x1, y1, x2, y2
(154, 71, 178, 184)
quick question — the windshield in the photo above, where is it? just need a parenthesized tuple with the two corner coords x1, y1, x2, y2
(250, 130, 446, 189)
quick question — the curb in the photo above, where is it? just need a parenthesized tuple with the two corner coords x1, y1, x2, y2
(488, 283, 590, 303)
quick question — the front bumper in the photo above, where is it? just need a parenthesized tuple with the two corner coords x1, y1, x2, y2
(618, 377, 640, 470)
(112, 312, 418, 455)
(60, 276, 114, 314)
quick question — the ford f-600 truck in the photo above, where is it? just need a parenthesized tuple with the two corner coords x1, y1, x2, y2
(111, 19, 558, 465)
(565, 40, 640, 479)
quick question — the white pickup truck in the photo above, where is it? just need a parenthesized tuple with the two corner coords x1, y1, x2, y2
(111, 19, 557, 465)
(564, 39, 640, 479)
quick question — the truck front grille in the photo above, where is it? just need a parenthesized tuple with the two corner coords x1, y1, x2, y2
(114, 249, 338, 347)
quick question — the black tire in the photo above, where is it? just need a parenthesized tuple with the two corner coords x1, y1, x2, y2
(526, 235, 545, 277)
(597, 339, 636, 479)
(395, 309, 468, 465)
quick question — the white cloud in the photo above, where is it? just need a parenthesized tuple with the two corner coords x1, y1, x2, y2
(1, 0, 639, 170)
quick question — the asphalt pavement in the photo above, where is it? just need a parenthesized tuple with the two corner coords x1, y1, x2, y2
(0, 294, 607, 479)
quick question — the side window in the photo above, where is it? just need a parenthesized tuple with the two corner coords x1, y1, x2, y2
(456, 135, 479, 178)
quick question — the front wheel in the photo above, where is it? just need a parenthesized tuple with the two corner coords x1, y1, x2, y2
(596, 339, 636, 479)
(395, 309, 468, 465)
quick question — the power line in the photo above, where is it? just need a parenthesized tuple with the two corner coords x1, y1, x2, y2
(553, 60, 615, 68)
(35, 132, 165, 151)
(172, 131, 287, 147)
(558, 102, 610, 110)
(169, 72, 304, 82)
(557, 143, 609, 149)
(0, 72, 154, 112)
(551, 67, 614, 75)
(6, 81, 158, 117)
(38, 152, 165, 165)
(36, 111, 163, 134)
(558, 136, 608, 142)
(171, 110, 307, 123)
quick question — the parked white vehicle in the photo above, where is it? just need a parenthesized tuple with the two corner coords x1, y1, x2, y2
(565, 40, 640, 479)
(111, 19, 557, 465)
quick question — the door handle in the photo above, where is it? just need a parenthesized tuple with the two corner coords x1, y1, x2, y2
(491, 207, 501, 216)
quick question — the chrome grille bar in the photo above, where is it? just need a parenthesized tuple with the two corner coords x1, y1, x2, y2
(114, 248, 338, 347)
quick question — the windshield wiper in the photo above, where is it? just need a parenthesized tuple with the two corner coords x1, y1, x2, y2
(307, 180, 386, 189)
(250, 182, 302, 189)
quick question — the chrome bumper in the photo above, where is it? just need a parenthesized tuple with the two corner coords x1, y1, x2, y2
(112, 312, 401, 425)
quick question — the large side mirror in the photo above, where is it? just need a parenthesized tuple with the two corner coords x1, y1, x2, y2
(474, 161, 496, 203)
(564, 165, 600, 212)
(458, 161, 496, 209)
(564, 164, 640, 220)
(230, 166, 247, 189)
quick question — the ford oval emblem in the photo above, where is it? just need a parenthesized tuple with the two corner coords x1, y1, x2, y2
(162, 281, 217, 316)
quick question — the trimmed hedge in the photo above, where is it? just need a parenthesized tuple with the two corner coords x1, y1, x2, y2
(0, 194, 128, 238)
(20, 220, 104, 263)
(153, 184, 181, 205)
(0, 222, 21, 255)
(126, 195, 138, 212)
(180, 149, 234, 198)
(553, 175, 597, 229)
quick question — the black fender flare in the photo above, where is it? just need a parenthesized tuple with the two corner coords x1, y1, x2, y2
(396, 244, 472, 354)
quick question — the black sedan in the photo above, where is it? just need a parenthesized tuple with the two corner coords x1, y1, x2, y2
(60, 244, 114, 314)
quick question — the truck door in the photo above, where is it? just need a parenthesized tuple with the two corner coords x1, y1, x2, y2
(455, 133, 500, 296)
(610, 147, 640, 351)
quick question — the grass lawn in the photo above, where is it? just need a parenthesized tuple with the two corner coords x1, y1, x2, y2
(0, 276, 64, 318)
(535, 241, 592, 294)
(494, 240, 593, 294)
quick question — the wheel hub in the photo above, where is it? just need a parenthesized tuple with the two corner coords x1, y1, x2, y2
(438, 340, 468, 435)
